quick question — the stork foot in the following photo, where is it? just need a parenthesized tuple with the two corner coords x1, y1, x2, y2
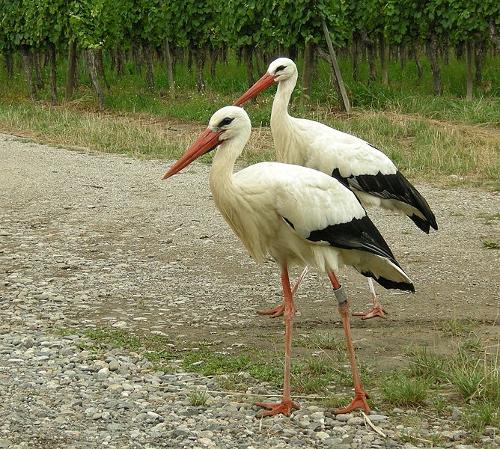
(352, 305, 387, 320)
(256, 303, 285, 318)
(256, 303, 298, 318)
(255, 399, 300, 417)
(334, 390, 370, 414)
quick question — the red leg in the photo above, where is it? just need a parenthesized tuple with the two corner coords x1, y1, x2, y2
(256, 267, 308, 318)
(256, 264, 299, 417)
(352, 278, 387, 319)
(328, 272, 370, 414)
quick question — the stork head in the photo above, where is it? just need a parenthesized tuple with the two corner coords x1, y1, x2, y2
(268, 58, 297, 82)
(234, 57, 297, 106)
(163, 106, 251, 179)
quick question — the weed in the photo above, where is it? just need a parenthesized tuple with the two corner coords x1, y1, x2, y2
(216, 373, 252, 392)
(406, 346, 447, 382)
(438, 319, 476, 337)
(463, 401, 499, 434)
(319, 395, 354, 410)
(84, 328, 142, 350)
(295, 332, 343, 352)
(381, 373, 430, 406)
(305, 358, 332, 375)
(448, 359, 484, 400)
(477, 212, 500, 225)
(481, 238, 500, 249)
(188, 390, 209, 407)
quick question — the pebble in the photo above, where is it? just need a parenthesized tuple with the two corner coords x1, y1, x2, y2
(316, 431, 329, 440)
(335, 413, 353, 422)
(347, 416, 365, 426)
(0, 137, 493, 449)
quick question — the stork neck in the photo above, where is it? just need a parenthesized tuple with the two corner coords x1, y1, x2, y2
(271, 74, 299, 163)
(209, 133, 247, 196)
(271, 75, 297, 125)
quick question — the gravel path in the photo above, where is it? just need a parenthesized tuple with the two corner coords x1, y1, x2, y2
(0, 134, 499, 449)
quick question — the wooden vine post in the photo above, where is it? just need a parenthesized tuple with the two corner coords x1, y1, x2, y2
(321, 19, 351, 113)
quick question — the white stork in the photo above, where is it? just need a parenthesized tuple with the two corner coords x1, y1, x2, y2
(163, 106, 414, 416)
(234, 58, 437, 319)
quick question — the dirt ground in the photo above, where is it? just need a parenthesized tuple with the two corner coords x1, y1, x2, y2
(1, 132, 499, 373)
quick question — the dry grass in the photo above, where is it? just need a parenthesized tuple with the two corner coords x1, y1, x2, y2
(0, 102, 195, 160)
(0, 100, 498, 187)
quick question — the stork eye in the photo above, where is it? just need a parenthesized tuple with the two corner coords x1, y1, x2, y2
(218, 117, 234, 128)
(275, 65, 287, 73)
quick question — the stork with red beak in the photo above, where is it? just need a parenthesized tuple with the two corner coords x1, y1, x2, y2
(234, 58, 437, 319)
(164, 106, 414, 417)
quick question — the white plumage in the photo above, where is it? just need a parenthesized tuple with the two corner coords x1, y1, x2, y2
(163, 106, 413, 416)
(235, 58, 437, 318)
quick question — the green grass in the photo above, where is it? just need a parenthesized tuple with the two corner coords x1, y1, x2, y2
(188, 390, 209, 407)
(0, 52, 498, 187)
(0, 98, 496, 187)
(464, 402, 500, 434)
(380, 373, 430, 406)
(54, 324, 499, 441)
(71, 328, 175, 371)
(83, 328, 143, 350)
(402, 338, 500, 435)
(438, 319, 476, 337)
(0, 101, 185, 160)
(481, 237, 500, 249)
(182, 347, 361, 395)
(406, 347, 447, 382)
(477, 212, 500, 225)
(295, 331, 344, 353)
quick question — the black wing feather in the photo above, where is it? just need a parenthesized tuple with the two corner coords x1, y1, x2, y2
(305, 216, 414, 292)
(333, 168, 438, 233)
(360, 271, 415, 292)
(307, 216, 398, 266)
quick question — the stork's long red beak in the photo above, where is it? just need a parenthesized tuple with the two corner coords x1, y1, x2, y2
(233, 72, 276, 106)
(162, 128, 221, 179)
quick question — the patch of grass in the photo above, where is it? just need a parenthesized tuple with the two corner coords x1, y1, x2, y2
(216, 373, 252, 392)
(294, 374, 332, 394)
(477, 212, 500, 225)
(182, 347, 353, 395)
(81, 328, 174, 371)
(84, 328, 142, 350)
(463, 401, 499, 434)
(448, 359, 484, 400)
(448, 347, 500, 402)
(182, 349, 282, 385)
(396, 431, 446, 447)
(188, 390, 209, 407)
(381, 373, 430, 406)
(0, 101, 185, 160)
(1, 80, 499, 187)
(406, 346, 447, 382)
(481, 237, 500, 249)
(54, 325, 498, 426)
(319, 395, 354, 410)
(438, 319, 476, 337)
(295, 331, 344, 354)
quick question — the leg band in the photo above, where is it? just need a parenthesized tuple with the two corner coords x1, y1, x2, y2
(334, 285, 348, 305)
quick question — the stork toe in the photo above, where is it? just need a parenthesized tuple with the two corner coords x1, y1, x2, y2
(256, 303, 285, 317)
(352, 305, 387, 320)
(255, 400, 300, 417)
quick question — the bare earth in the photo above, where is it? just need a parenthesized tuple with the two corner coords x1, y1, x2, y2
(0, 133, 499, 447)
